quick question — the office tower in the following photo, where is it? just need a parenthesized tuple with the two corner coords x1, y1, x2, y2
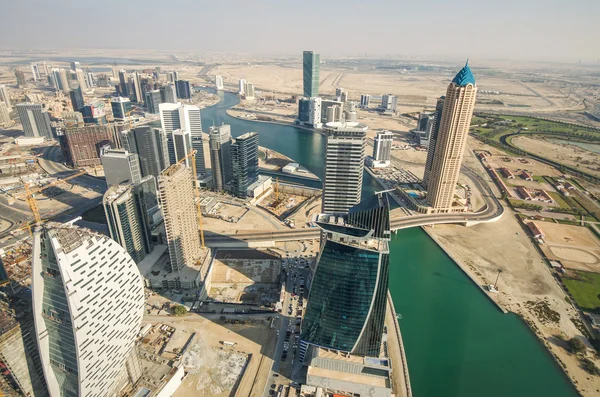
(426, 62, 477, 211)
(15, 70, 26, 87)
(75, 68, 87, 90)
(81, 101, 106, 124)
(303, 51, 320, 98)
(16, 103, 53, 140)
(158, 164, 202, 272)
(159, 103, 205, 176)
(31, 223, 145, 396)
(423, 97, 445, 187)
(62, 125, 114, 167)
(238, 79, 246, 95)
(308, 97, 322, 128)
(68, 81, 85, 111)
(70, 61, 80, 71)
(101, 149, 142, 186)
(122, 126, 169, 178)
(301, 193, 390, 357)
(0, 103, 10, 125)
(381, 94, 396, 110)
(372, 130, 393, 167)
(85, 71, 95, 88)
(55, 69, 70, 92)
(171, 129, 193, 168)
(230, 132, 259, 198)
(62, 111, 84, 128)
(118, 69, 129, 97)
(175, 80, 192, 99)
(30, 64, 41, 81)
(215, 75, 224, 90)
(244, 82, 255, 99)
(0, 85, 11, 110)
(360, 94, 370, 108)
(111, 96, 132, 121)
(298, 98, 310, 123)
(103, 184, 153, 263)
(144, 90, 162, 114)
(131, 72, 143, 103)
(160, 83, 177, 103)
(322, 126, 366, 214)
(209, 124, 233, 191)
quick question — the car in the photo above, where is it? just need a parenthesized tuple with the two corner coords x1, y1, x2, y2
(271, 384, 276, 389)
(269, 390, 275, 395)
(273, 374, 279, 377)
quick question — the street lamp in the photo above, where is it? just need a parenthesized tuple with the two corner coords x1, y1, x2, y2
(494, 269, 503, 290)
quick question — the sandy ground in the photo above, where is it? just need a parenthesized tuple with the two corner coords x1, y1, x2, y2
(512, 136, 600, 178)
(203, 206, 284, 234)
(426, 211, 600, 395)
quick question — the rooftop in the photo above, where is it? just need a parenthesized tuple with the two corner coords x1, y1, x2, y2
(451, 60, 476, 86)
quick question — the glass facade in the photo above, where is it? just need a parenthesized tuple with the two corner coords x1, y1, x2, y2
(230, 132, 259, 198)
(303, 51, 320, 98)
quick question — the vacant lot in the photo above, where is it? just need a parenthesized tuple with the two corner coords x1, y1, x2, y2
(562, 271, 600, 312)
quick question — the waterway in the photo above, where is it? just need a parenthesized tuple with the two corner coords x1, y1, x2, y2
(550, 138, 600, 154)
(201, 90, 577, 397)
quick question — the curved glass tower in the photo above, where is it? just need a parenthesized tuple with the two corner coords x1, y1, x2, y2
(301, 193, 390, 357)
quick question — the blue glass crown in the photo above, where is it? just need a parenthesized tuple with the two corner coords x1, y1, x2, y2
(451, 60, 476, 86)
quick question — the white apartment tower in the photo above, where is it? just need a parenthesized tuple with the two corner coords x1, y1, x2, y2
(308, 97, 322, 128)
(215, 75, 224, 90)
(31, 223, 144, 397)
(158, 164, 203, 272)
(238, 79, 246, 95)
(372, 130, 393, 167)
(0, 85, 12, 110)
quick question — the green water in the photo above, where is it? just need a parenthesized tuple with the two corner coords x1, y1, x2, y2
(201, 90, 577, 397)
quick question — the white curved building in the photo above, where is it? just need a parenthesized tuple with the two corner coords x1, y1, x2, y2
(31, 223, 145, 397)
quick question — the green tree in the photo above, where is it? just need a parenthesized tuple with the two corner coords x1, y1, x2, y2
(580, 358, 600, 376)
(567, 337, 586, 354)
(172, 305, 187, 316)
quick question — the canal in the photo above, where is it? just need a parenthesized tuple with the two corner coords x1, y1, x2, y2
(200, 90, 577, 397)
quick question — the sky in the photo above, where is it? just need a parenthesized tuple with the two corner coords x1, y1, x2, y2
(0, 0, 598, 62)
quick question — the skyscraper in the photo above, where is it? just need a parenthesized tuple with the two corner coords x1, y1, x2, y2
(74, 68, 87, 90)
(31, 223, 144, 396)
(423, 97, 445, 187)
(298, 98, 310, 123)
(118, 69, 129, 97)
(52, 69, 70, 92)
(360, 94, 370, 108)
(101, 149, 142, 187)
(30, 64, 41, 81)
(110, 96, 132, 121)
(301, 193, 391, 357)
(244, 82, 255, 99)
(158, 164, 202, 272)
(70, 61, 80, 71)
(131, 72, 143, 103)
(15, 70, 26, 87)
(172, 129, 193, 167)
(175, 80, 192, 99)
(69, 80, 85, 111)
(103, 184, 153, 263)
(372, 130, 393, 167)
(16, 103, 53, 140)
(303, 51, 320, 98)
(215, 75, 224, 90)
(0, 103, 11, 126)
(209, 124, 233, 191)
(122, 126, 170, 178)
(426, 62, 477, 212)
(322, 126, 366, 214)
(381, 94, 396, 110)
(0, 85, 12, 110)
(230, 132, 259, 198)
(160, 83, 177, 103)
(144, 89, 162, 114)
(238, 79, 246, 95)
(159, 103, 205, 176)
(308, 97, 322, 128)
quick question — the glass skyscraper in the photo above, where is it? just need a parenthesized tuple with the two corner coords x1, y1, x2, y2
(230, 132, 259, 198)
(303, 51, 320, 98)
(301, 193, 391, 357)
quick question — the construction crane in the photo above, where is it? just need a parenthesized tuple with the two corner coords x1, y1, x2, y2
(13, 169, 88, 234)
(165, 149, 205, 248)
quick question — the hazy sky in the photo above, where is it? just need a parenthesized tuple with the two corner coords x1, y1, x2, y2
(1, 0, 598, 62)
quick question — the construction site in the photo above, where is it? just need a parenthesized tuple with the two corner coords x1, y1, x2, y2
(257, 180, 321, 228)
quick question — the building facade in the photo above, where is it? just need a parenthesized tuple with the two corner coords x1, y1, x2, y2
(31, 223, 145, 397)
(144, 90, 162, 114)
(121, 126, 170, 178)
(160, 83, 177, 104)
(101, 149, 142, 187)
(422, 97, 445, 187)
(372, 130, 393, 167)
(209, 124, 233, 191)
(303, 51, 320, 98)
(0, 85, 11, 110)
(215, 75, 224, 90)
(230, 132, 259, 198)
(16, 103, 53, 140)
(426, 62, 477, 212)
(110, 97, 132, 121)
(175, 80, 192, 99)
(63, 125, 114, 167)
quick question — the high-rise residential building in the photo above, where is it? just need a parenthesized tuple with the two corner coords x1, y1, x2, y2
(303, 51, 320, 98)
(340, 91, 349, 103)
(16, 103, 53, 140)
(175, 80, 192, 99)
(160, 83, 177, 103)
(238, 79, 246, 95)
(209, 124, 233, 191)
(158, 164, 202, 272)
(85, 71, 95, 88)
(230, 132, 259, 198)
(172, 129, 193, 168)
(15, 70, 26, 87)
(244, 82, 255, 99)
(42, 62, 49, 77)
(118, 69, 129, 97)
(62, 125, 114, 167)
(69, 81, 85, 111)
(70, 61, 80, 71)
(372, 130, 393, 167)
(101, 149, 142, 187)
(0, 103, 11, 126)
(215, 75, 224, 90)
(344, 101, 358, 122)
(30, 64, 41, 81)
(360, 94, 370, 108)
(426, 62, 477, 212)
(31, 223, 145, 396)
(159, 103, 205, 176)
(103, 184, 153, 263)
(74, 68, 87, 90)
(121, 126, 170, 178)
(0, 85, 11, 110)
(301, 193, 391, 357)
(110, 96, 132, 121)
(308, 97, 322, 128)
(52, 69, 70, 92)
(320, 99, 343, 123)
(423, 96, 445, 188)
(335, 87, 344, 98)
(322, 125, 366, 214)
(381, 94, 396, 111)
(145, 90, 162, 114)
(131, 72, 143, 103)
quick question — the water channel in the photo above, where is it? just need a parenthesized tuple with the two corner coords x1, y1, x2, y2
(200, 90, 577, 397)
